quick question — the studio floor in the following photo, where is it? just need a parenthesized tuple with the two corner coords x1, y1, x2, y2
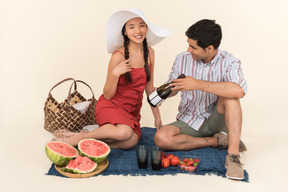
(0, 124, 287, 192)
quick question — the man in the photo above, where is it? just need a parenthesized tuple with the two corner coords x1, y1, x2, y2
(154, 19, 247, 180)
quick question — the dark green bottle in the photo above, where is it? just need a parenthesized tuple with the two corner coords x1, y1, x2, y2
(147, 74, 185, 107)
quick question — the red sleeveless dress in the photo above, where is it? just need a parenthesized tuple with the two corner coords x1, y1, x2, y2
(95, 51, 152, 138)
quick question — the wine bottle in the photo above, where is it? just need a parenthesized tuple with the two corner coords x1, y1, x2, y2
(147, 74, 185, 107)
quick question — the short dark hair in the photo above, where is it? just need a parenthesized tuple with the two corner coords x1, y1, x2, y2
(185, 19, 222, 49)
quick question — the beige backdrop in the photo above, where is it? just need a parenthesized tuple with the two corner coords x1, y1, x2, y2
(1, 0, 287, 192)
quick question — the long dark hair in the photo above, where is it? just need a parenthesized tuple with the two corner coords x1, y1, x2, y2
(121, 24, 151, 84)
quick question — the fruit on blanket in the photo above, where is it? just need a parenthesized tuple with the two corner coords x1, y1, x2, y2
(45, 141, 78, 166)
(61, 155, 97, 174)
(178, 157, 200, 172)
(161, 153, 180, 167)
(194, 158, 200, 163)
(183, 158, 189, 163)
(61, 159, 75, 172)
(162, 157, 170, 168)
(71, 155, 83, 170)
(161, 152, 166, 159)
(179, 162, 186, 170)
(187, 158, 194, 166)
(73, 156, 97, 174)
(170, 156, 180, 166)
(165, 153, 174, 160)
(78, 139, 110, 164)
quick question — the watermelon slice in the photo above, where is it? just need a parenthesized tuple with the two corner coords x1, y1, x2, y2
(78, 139, 110, 164)
(73, 156, 97, 174)
(45, 141, 78, 166)
(71, 155, 83, 170)
(61, 156, 97, 174)
(61, 159, 74, 172)
(66, 159, 74, 171)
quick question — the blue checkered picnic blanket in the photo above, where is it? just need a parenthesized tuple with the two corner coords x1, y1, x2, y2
(46, 127, 249, 182)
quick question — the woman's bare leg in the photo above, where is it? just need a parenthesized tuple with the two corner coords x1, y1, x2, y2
(53, 123, 139, 148)
(53, 129, 88, 138)
(108, 132, 139, 149)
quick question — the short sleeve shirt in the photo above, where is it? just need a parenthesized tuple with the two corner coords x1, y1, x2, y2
(168, 49, 247, 131)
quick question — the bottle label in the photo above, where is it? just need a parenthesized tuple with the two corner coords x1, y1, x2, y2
(148, 90, 163, 106)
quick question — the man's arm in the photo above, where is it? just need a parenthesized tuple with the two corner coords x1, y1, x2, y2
(170, 76, 244, 98)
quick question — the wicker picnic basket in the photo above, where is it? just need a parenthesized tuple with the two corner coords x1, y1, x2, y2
(44, 78, 97, 133)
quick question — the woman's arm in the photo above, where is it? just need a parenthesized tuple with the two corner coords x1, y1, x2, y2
(103, 52, 131, 100)
(170, 76, 244, 98)
(145, 47, 162, 130)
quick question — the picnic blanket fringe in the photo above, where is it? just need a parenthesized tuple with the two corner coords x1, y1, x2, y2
(46, 163, 249, 182)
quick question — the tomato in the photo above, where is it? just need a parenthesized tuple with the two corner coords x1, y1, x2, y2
(166, 153, 174, 160)
(161, 157, 170, 168)
(170, 156, 180, 166)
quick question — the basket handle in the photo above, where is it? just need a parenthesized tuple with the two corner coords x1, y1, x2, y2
(48, 78, 77, 95)
(67, 79, 95, 104)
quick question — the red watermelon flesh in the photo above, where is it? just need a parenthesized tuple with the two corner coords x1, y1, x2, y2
(81, 141, 106, 156)
(71, 155, 83, 170)
(61, 159, 75, 172)
(61, 156, 97, 174)
(66, 159, 74, 169)
(74, 156, 97, 174)
(78, 139, 111, 164)
(47, 142, 77, 157)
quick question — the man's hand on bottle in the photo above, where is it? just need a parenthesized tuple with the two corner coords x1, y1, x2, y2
(170, 76, 203, 91)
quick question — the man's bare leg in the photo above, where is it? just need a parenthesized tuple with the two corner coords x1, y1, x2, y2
(154, 125, 218, 150)
(217, 97, 242, 155)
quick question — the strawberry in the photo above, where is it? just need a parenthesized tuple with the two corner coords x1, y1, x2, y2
(179, 163, 186, 170)
(161, 157, 170, 168)
(187, 160, 194, 166)
(194, 158, 200, 163)
(183, 158, 189, 163)
(170, 156, 180, 166)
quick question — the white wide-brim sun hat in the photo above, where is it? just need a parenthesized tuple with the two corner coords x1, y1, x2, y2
(106, 9, 172, 54)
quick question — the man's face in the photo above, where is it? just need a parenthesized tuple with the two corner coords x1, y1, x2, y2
(187, 38, 208, 61)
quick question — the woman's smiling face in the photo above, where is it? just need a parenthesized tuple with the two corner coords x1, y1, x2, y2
(124, 17, 147, 44)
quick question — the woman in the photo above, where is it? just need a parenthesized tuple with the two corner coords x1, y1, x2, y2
(53, 9, 171, 149)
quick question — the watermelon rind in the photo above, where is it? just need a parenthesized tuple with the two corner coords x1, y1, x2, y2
(78, 139, 110, 164)
(45, 141, 78, 167)
(61, 159, 75, 172)
(74, 163, 97, 174)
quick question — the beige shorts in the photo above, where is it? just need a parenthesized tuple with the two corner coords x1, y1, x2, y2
(168, 106, 227, 137)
